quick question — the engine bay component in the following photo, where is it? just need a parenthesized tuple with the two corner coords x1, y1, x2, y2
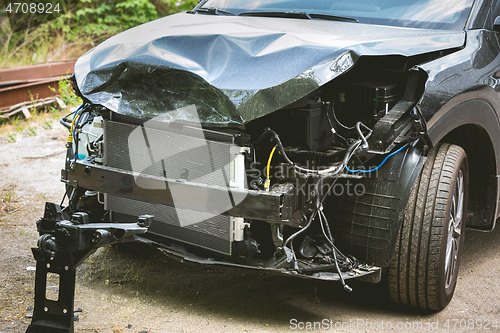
(58, 89, 416, 277)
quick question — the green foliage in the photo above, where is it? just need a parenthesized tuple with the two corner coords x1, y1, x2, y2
(10, 116, 21, 127)
(4, 191, 15, 203)
(50, 76, 82, 106)
(42, 120, 53, 130)
(27, 126, 37, 136)
(6, 133, 16, 143)
(75, 0, 159, 39)
(153, 0, 198, 16)
(0, 0, 198, 67)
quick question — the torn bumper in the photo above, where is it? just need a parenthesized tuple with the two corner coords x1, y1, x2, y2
(139, 235, 382, 283)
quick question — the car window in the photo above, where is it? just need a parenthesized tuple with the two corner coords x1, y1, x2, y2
(199, 0, 475, 30)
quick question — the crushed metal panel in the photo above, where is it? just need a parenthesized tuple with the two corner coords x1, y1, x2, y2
(74, 13, 465, 126)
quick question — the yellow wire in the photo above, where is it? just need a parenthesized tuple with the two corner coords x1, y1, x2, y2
(264, 146, 277, 190)
(67, 113, 80, 143)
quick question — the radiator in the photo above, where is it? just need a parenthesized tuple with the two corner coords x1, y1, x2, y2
(103, 119, 241, 255)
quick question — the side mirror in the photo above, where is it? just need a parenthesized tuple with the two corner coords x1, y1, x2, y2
(493, 16, 500, 33)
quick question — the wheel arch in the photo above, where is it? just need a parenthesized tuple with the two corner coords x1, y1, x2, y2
(426, 98, 500, 230)
(441, 124, 497, 230)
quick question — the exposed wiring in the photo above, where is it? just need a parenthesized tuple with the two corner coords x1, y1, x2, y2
(68, 105, 83, 143)
(264, 146, 277, 191)
(70, 104, 92, 160)
(60, 187, 69, 206)
(345, 144, 407, 173)
(318, 209, 352, 292)
(317, 140, 362, 175)
(253, 129, 362, 176)
(325, 103, 348, 145)
(256, 113, 407, 291)
(355, 121, 372, 151)
(319, 210, 348, 261)
(317, 143, 408, 215)
(68, 113, 80, 144)
(283, 210, 318, 270)
(253, 129, 314, 174)
(262, 123, 407, 290)
(283, 205, 354, 291)
(330, 102, 356, 130)
(284, 211, 315, 249)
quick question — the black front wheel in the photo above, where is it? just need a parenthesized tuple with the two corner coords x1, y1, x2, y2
(387, 143, 468, 311)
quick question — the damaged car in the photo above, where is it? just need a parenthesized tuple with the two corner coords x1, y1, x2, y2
(27, 0, 500, 331)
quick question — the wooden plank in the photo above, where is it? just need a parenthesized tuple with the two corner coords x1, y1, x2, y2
(0, 97, 66, 119)
(55, 97, 67, 109)
(21, 106, 31, 119)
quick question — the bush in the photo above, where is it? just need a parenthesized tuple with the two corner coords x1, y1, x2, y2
(0, 0, 198, 67)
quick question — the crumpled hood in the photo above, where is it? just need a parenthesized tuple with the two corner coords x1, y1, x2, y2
(75, 12, 465, 126)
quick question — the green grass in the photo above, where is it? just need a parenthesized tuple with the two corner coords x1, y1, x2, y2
(4, 191, 15, 203)
(6, 133, 16, 143)
(27, 126, 37, 136)
(10, 116, 21, 127)
(42, 120, 52, 130)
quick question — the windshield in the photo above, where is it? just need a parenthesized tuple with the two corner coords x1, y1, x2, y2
(198, 0, 475, 30)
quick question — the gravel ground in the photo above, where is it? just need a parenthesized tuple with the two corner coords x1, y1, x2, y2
(0, 117, 499, 333)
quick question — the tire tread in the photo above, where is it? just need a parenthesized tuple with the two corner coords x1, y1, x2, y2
(387, 143, 467, 311)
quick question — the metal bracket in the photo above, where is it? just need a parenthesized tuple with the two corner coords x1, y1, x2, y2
(26, 202, 151, 333)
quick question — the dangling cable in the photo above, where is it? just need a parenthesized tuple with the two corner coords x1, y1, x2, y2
(318, 208, 352, 292)
(283, 211, 317, 270)
(264, 146, 277, 191)
(356, 121, 372, 151)
(325, 103, 348, 145)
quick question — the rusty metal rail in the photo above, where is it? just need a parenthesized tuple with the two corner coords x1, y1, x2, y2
(0, 97, 66, 120)
(0, 60, 76, 112)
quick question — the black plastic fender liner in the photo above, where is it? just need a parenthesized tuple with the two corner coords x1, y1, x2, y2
(326, 140, 426, 267)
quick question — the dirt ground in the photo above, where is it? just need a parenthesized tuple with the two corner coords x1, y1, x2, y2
(0, 116, 499, 333)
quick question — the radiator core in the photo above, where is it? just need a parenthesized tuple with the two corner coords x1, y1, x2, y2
(103, 119, 237, 255)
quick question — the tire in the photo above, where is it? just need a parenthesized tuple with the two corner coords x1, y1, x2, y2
(387, 143, 468, 311)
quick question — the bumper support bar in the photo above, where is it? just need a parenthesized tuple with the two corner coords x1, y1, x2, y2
(62, 160, 296, 222)
(26, 203, 151, 333)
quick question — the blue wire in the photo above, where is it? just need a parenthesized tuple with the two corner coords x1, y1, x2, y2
(72, 105, 84, 160)
(72, 104, 83, 137)
(72, 104, 82, 121)
(345, 144, 408, 173)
